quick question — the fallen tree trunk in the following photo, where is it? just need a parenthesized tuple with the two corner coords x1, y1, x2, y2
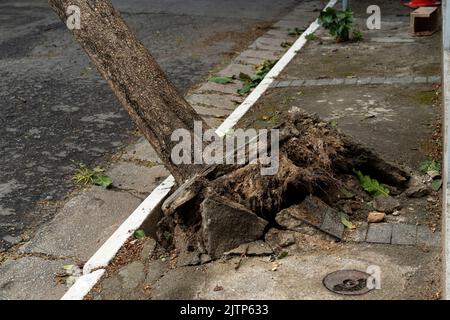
(49, 0, 209, 184)
(49, 0, 411, 263)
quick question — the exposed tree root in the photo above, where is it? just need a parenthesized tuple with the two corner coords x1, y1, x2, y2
(157, 108, 410, 261)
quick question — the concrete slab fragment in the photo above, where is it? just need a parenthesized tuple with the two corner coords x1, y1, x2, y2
(107, 162, 169, 194)
(187, 93, 242, 110)
(121, 137, 161, 163)
(344, 222, 368, 243)
(391, 224, 417, 246)
(0, 257, 69, 300)
(366, 223, 393, 244)
(417, 226, 441, 247)
(19, 187, 143, 261)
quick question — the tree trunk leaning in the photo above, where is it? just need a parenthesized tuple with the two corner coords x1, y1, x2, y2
(49, 0, 209, 184)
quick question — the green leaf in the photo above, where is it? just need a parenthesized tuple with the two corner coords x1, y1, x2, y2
(431, 179, 442, 191)
(340, 213, 356, 229)
(278, 251, 289, 259)
(237, 83, 254, 95)
(133, 229, 145, 240)
(208, 76, 234, 84)
(353, 169, 389, 197)
(238, 72, 253, 84)
(329, 119, 338, 128)
(419, 160, 441, 174)
(93, 175, 112, 188)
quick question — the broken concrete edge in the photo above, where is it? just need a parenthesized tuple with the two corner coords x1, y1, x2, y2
(443, 0, 450, 300)
(59, 0, 338, 300)
(82, 176, 175, 275)
(61, 269, 105, 300)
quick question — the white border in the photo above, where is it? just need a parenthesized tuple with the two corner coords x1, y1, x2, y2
(443, 0, 450, 300)
(60, 0, 337, 300)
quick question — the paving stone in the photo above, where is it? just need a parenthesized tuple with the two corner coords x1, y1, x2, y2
(118, 261, 146, 290)
(140, 238, 157, 261)
(417, 226, 440, 247)
(193, 104, 231, 118)
(373, 195, 401, 214)
(217, 63, 255, 77)
(201, 194, 268, 259)
(316, 79, 331, 86)
(414, 76, 428, 83)
(144, 259, 169, 285)
(187, 93, 242, 110)
(122, 137, 161, 163)
(249, 39, 285, 52)
(19, 187, 143, 261)
(277, 80, 293, 87)
(234, 56, 265, 65)
(107, 162, 169, 194)
(176, 250, 201, 267)
(320, 209, 345, 239)
(276, 196, 343, 240)
(391, 224, 417, 245)
(254, 36, 286, 47)
(98, 275, 122, 300)
(383, 77, 395, 84)
(265, 29, 293, 39)
(273, 19, 304, 28)
(344, 222, 368, 243)
(239, 49, 281, 60)
(202, 116, 224, 129)
(246, 240, 274, 256)
(427, 75, 441, 83)
(265, 229, 296, 248)
(344, 78, 357, 85)
(391, 76, 413, 84)
(291, 79, 305, 86)
(270, 81, 280, 88)
(0, 256, 70, 300)
(357, 77, 372, 85)
(370, 77, 386, 84)
(198, 81, 243, 95)
(330, 78, 344, 85)
(366, 223, 393, 244)
(304, 79, 318, 86)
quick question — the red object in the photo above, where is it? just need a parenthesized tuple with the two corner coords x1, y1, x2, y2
(405, 0, 440, 8)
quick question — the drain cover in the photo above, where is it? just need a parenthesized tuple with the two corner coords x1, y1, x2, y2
(323, 270, 373, 296)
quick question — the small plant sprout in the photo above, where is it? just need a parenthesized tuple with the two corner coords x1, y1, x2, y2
(318, 8, 362, 42)
(72, 161, 113, 188)
(237, 60, 278, 95)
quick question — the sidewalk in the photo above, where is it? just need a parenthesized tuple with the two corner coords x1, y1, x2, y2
(0, 0, 326, 299)
(87, 0, 443, 300)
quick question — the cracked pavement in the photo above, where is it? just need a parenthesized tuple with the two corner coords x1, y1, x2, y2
(0, 0, 302, 251)
(0, 0, 305, 299)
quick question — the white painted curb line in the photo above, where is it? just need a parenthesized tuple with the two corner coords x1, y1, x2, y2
(216, 0, 338, 137)
(61, 0, 337, 300)
(61, 269, 105, 300)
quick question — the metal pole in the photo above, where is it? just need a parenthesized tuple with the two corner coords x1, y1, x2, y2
(342, 0, 348, 11)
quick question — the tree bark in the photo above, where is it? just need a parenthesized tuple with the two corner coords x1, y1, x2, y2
(48, 0, 209, 184)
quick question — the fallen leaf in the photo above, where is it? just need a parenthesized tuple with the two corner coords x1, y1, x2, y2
(133, 229, 145, 240)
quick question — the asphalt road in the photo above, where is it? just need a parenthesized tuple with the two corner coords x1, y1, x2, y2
(0, 0, 302, 250)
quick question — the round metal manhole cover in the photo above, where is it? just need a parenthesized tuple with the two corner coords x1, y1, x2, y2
(323, 270, 373, 296)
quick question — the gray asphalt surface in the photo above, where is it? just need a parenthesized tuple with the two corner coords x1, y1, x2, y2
(0, 0, 302, 250)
